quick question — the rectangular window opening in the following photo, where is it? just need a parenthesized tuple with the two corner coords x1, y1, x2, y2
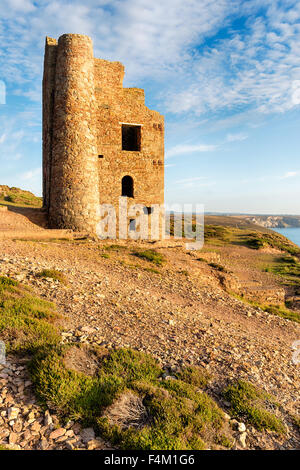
(122, 125, 141, 151)
(98, 155, 104, 159)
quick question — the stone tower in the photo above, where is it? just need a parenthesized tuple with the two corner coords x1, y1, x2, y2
(43, 33, 164, 236)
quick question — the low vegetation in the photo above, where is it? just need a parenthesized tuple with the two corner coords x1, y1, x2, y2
(0, 185, 42, 208)
(30, 346, 230, 450)
(132, 249, 165, 266)
(208, 262, 228, 273)
(205, 225, 229, 241)
(202, 223, 299, 257)
(264, 255, 300, 287)
(36, 269, 67, 285)
(102, 244, 128, 252)
(223, 380, 285, 434)
(0, 275, 232, 450)
(0, 276, 60, 354)
(231, 292, 300, 323)
(244, 233, 299, 255)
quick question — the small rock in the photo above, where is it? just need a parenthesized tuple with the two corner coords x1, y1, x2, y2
(31, 421, 41, 432)
(49, 428, 66, 440)
(8, 407, 19, 420)
(65, 441, 75, 450)
(40, 439, 49, 450)
(81, 427, 95, 444)
(238, 422, 246, 433)
(44, 410, 53, 427)
(87, 438, 104, 450)
(9, 432, 18, 444)
(239, 432, 247, 448)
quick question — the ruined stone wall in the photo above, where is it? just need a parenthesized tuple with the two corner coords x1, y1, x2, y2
(43, 34, 164, 236)
(42, 36, 57, 210)
(94, 59, 164, 211)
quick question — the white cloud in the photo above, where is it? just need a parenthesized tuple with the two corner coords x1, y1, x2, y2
(20, 167, 41, 181)
(2, 0, 300, 123)
(165, 1, 300, 117)
(281, 171, 299, 179)
(226, 132, 248, 142)
(176, 177, 206, 184)
(166, 143, 217, 158)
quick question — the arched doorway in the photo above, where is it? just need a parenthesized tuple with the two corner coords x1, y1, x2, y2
(122, 176, 134, 198)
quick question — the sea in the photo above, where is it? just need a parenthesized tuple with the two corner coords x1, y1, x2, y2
(273, 227, 300, 248)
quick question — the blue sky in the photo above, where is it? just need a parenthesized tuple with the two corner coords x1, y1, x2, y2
(1, 0, 300, 214)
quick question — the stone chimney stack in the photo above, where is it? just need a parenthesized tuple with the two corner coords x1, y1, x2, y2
(47, 34, 99, 232)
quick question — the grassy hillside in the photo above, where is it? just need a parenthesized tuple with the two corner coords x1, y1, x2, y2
(0, 185, 42, 208)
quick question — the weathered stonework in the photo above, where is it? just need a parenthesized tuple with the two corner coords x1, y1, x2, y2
(43, 34, 164, 236)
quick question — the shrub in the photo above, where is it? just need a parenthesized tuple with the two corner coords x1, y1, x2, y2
(223, 380, 285, 434)
(204, 225, 228, 241)
(132, 250, 165, 266)
(0, 276, 60, 354)
(31, 347, 229, 450)
(208, 263, 228, 272)
(36, 269, 67, 285)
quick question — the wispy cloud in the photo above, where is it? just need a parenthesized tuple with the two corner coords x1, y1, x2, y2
(165, 1, 300, 118)
(2, 1, 300, 120)
(166, 143, 217, 158)
(175, 177, 206, 184)
(226, 132, 248, 142)
(165, 163, 176, 168)
(20, 166, 41, 181)
(174, 176, 215, 189)
(281, 171, 299, 179)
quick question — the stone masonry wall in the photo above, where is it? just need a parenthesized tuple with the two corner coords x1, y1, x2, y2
(43, 34, 164, 236)
(42, 36, 57, 210)
(48, 34, 100, 232)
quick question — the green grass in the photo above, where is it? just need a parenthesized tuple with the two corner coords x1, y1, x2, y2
(174, 365, 211, 388)
(204, 225, 229, 241)
(244, 232, 300, 255)
(0, 276, 60, 354)
(201, 224, 300, 257)
(143, 267, 161, 275)
(223, 380, 285, 434)
(30, 346, 230, 450)
(230, 292, 300, 323)
(0, 186, 42, 208)
(262, 304, 300, 323)
(208, 262, 228, 273)
(102, 244, 128, 252)
(36, 269, 67, 285)
(132, 249, 166, 266)
(291, 414, 300, 431)
(264, 255, 300, 287)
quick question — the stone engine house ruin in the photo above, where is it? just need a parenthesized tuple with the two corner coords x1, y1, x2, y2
(42, 34, 164, 235)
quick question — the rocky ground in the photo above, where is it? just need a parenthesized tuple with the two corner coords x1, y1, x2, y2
(0, 208, 299, 450)
(0, 357, 111, 450)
